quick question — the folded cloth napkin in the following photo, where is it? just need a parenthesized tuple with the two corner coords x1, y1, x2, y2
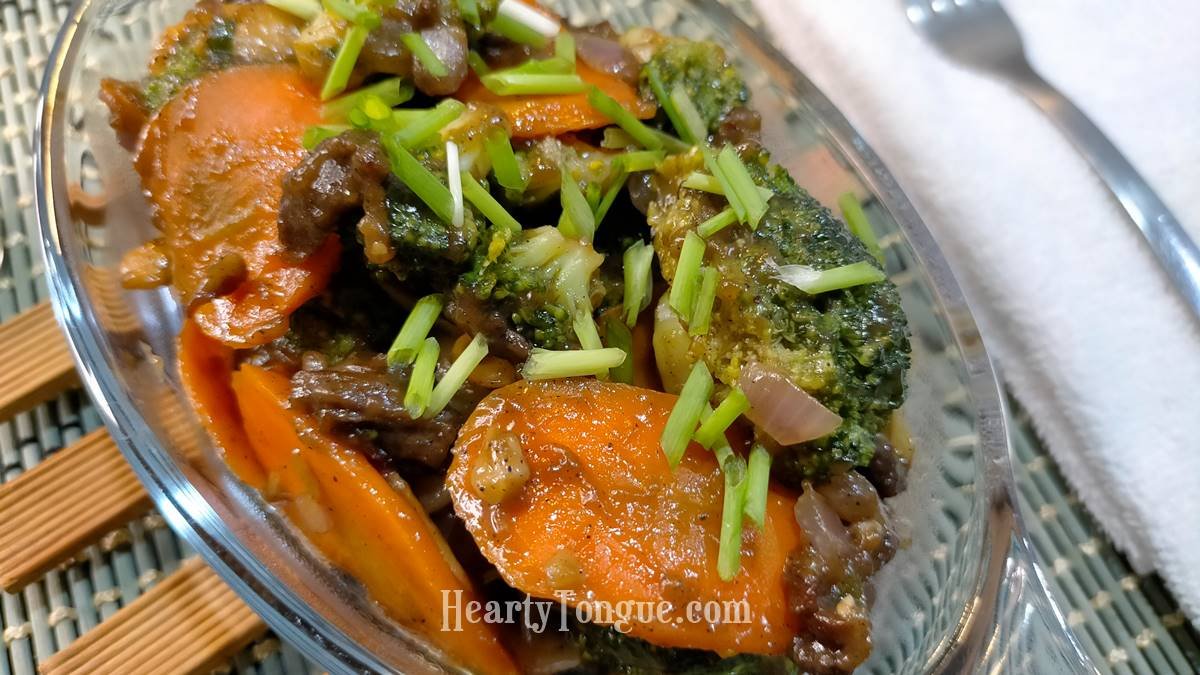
(750, 0, 1200, 624)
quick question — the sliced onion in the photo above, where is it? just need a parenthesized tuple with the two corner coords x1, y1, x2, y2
(574, 33, 638, 84)
(739, 362, 842, 445)
(793, 486, 853, 563)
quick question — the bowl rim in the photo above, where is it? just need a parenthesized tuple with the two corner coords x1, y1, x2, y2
(34, 0, 1082, 671)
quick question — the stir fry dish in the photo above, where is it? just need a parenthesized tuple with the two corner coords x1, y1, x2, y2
(102, 0, 913, 672)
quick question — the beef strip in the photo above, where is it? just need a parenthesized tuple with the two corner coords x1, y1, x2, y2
(444, 286, 532, 361)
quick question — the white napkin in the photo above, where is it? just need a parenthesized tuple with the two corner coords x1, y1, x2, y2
(750, 0, 1200, 624)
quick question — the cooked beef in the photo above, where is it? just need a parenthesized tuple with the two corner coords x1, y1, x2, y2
(573, 23, 640, 86)
(278, 131, 390, 258)
(444, 286, 532, 361)
(358, 0, 468, 96)
(862, 434, 909, 499)
(713, 105, 763, 147)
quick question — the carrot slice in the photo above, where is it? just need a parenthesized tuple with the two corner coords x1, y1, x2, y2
(457, 63, 656, 138)
(177, 319, 266, 488)
(448, 378, 803, 655)
(136, 64, 339, 348)
(231, 365, 518, 675)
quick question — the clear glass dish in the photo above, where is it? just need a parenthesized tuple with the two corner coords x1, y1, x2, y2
(35, 0, 1095, 671)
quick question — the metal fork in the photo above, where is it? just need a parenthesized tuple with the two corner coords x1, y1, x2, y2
(904, 0, 1200, 320)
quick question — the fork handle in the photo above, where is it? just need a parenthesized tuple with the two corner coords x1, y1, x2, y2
(1012, 67, 1200, 320)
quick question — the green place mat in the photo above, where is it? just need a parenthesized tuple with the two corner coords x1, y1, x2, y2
(0, 0, 1195, 672)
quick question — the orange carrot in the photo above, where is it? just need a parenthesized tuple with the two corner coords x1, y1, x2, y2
(136, 65, 339, 348)
(177, 319, 266, 488)
(231, 365, 518, 675)
(457, 63, 656, 138)
(448, 378, 803, 655)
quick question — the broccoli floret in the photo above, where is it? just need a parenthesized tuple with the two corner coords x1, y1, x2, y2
(141, 13, 235, 110)
(648, 148, 910, 481)
(460, 226, 605, 349)
(573, 622, 798, 675)
(385, 178, 482, 290)
(641, 39, 748, 138)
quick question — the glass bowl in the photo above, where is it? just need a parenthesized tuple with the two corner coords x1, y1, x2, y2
(35, 0, 1094, 671)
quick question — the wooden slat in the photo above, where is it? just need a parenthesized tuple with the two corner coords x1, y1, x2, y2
(38, 558, 267, 675)
(0, 429, 152, 591)
(0, 302, 78, 420)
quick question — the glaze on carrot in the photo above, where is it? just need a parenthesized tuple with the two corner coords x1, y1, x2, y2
(135, 64, 339, 348)
(231, 365, 519, 675)
(448, 378, 803, 655)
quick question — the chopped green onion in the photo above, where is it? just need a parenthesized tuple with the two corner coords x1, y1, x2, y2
(522, 347, 626, 380)
(461, 173, 522, 235)
(644, 64, 689, 141)
(403, 337, 439, 418)
(387, 294, 444, 367)
(361, 95, 391, 121)
(320, 24, 371, 100)
(572, 310, 603, 351)
(393, 98, 466, 149)
(668, 84, 707, 146)
(604, 317, 634, 384)
(660, 361, 713, 467)
(838, 192, 884, 264)
(380, 138, 456, 223)
(555, 31, 575, 65)
(427, 334, 489, 417)
(717, 454, 748, 581)
(615, 149, 665, 173)
(585, 182, 601, 210)
(716, 145, 769, 228)
(601, 127, 637, 149)
(688, 266, 719, 336)
(701, 147, 747, 225)
(558, 166, 595, 242)
(488, 11, 550, 48)
(682, 172, 773, 202)
(696, 207, 738, 238)
(622, 240, 654, 327)
(507, 55, 574, 75)
(458, 0, 480, 26)
(467, 51, 491, 76)
(773, 261, 886, 295)
(485, 129, 527, 191)
(265, 0, 320, 21)
(586, 87, 663, 151)
(481, 72, 585, 96)
(302, 124, 349, 150)
(494, 0, 560, 39)
(322, 0, 380, 27)
(447, 141, 464, 227)
(651, 129, 692, 154)
(593, 169, 627, 228)
(668, 231, 706, 318)
(743, 444, 772, 529)
(694, 387, 749, 449)
(401, 32, 449, 77)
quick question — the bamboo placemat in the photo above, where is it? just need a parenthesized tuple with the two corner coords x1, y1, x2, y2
(0, 0, 1196, 672)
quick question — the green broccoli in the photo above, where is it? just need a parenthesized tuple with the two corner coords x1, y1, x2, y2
(459, 226, 606, 349)
(572, 622, 798, 675)
(385, 178, 483, 290)
(141, 13, 235, 111)
(648, 147, 910, 481)
(641, 38, 748, 139)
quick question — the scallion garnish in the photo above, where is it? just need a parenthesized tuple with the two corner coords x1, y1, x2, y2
(401, 32, 449, 77)
(387, 293, 445, 367)
(682, 172, 773, 202)
(481, 72, 586, 96)
(694, 387, 749, 449)
(838, 192, 884, 264)
(320, 24, 371, 100)
(601, 127, 637, 149)
(773, 261, 886, 295)
(593, 169, 627, 228)
(460, 173, 522, 235)
(615, 149, 665, 173)
(696, 207, 738, 238)
(522, 347, 627, 380)
(489, 12, 550, 47)
(393, 98, 466, 149)
(446, 141, 464, 227)
(668, 231, 706, 318)
(492, 0, 560, 46)
(743, 444, 772, 529)
(457, 0, 480, 26)
(485, 129, 527, 191)
(688, 266, 719, 336)
(265, 0, 320, 21)
(604, 317, 634, 384)
(555, 31, 575, 65)
(660, 361, 713, 467)
(403, 337, 439, 418)
(717, 454, 748, 581)
(467, 51, 490, 76)
(427, 334, 489, 416)
(716, 145, 769, 229)
(558, 166, 596, 242)
(668, 84, 707, 146)
(701, 147, 746, 224)
(652, 129, 692, 154)
(380, 138, 456, 223)
(586, 87, 663, 151)
(622, 240, 654, 327)
(644, 64, 690, 143)
(323, 0, 380, 27)
(302, 124, 349, 150)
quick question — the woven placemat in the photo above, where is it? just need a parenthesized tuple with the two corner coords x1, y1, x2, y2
(0, 0, 1196, 672)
